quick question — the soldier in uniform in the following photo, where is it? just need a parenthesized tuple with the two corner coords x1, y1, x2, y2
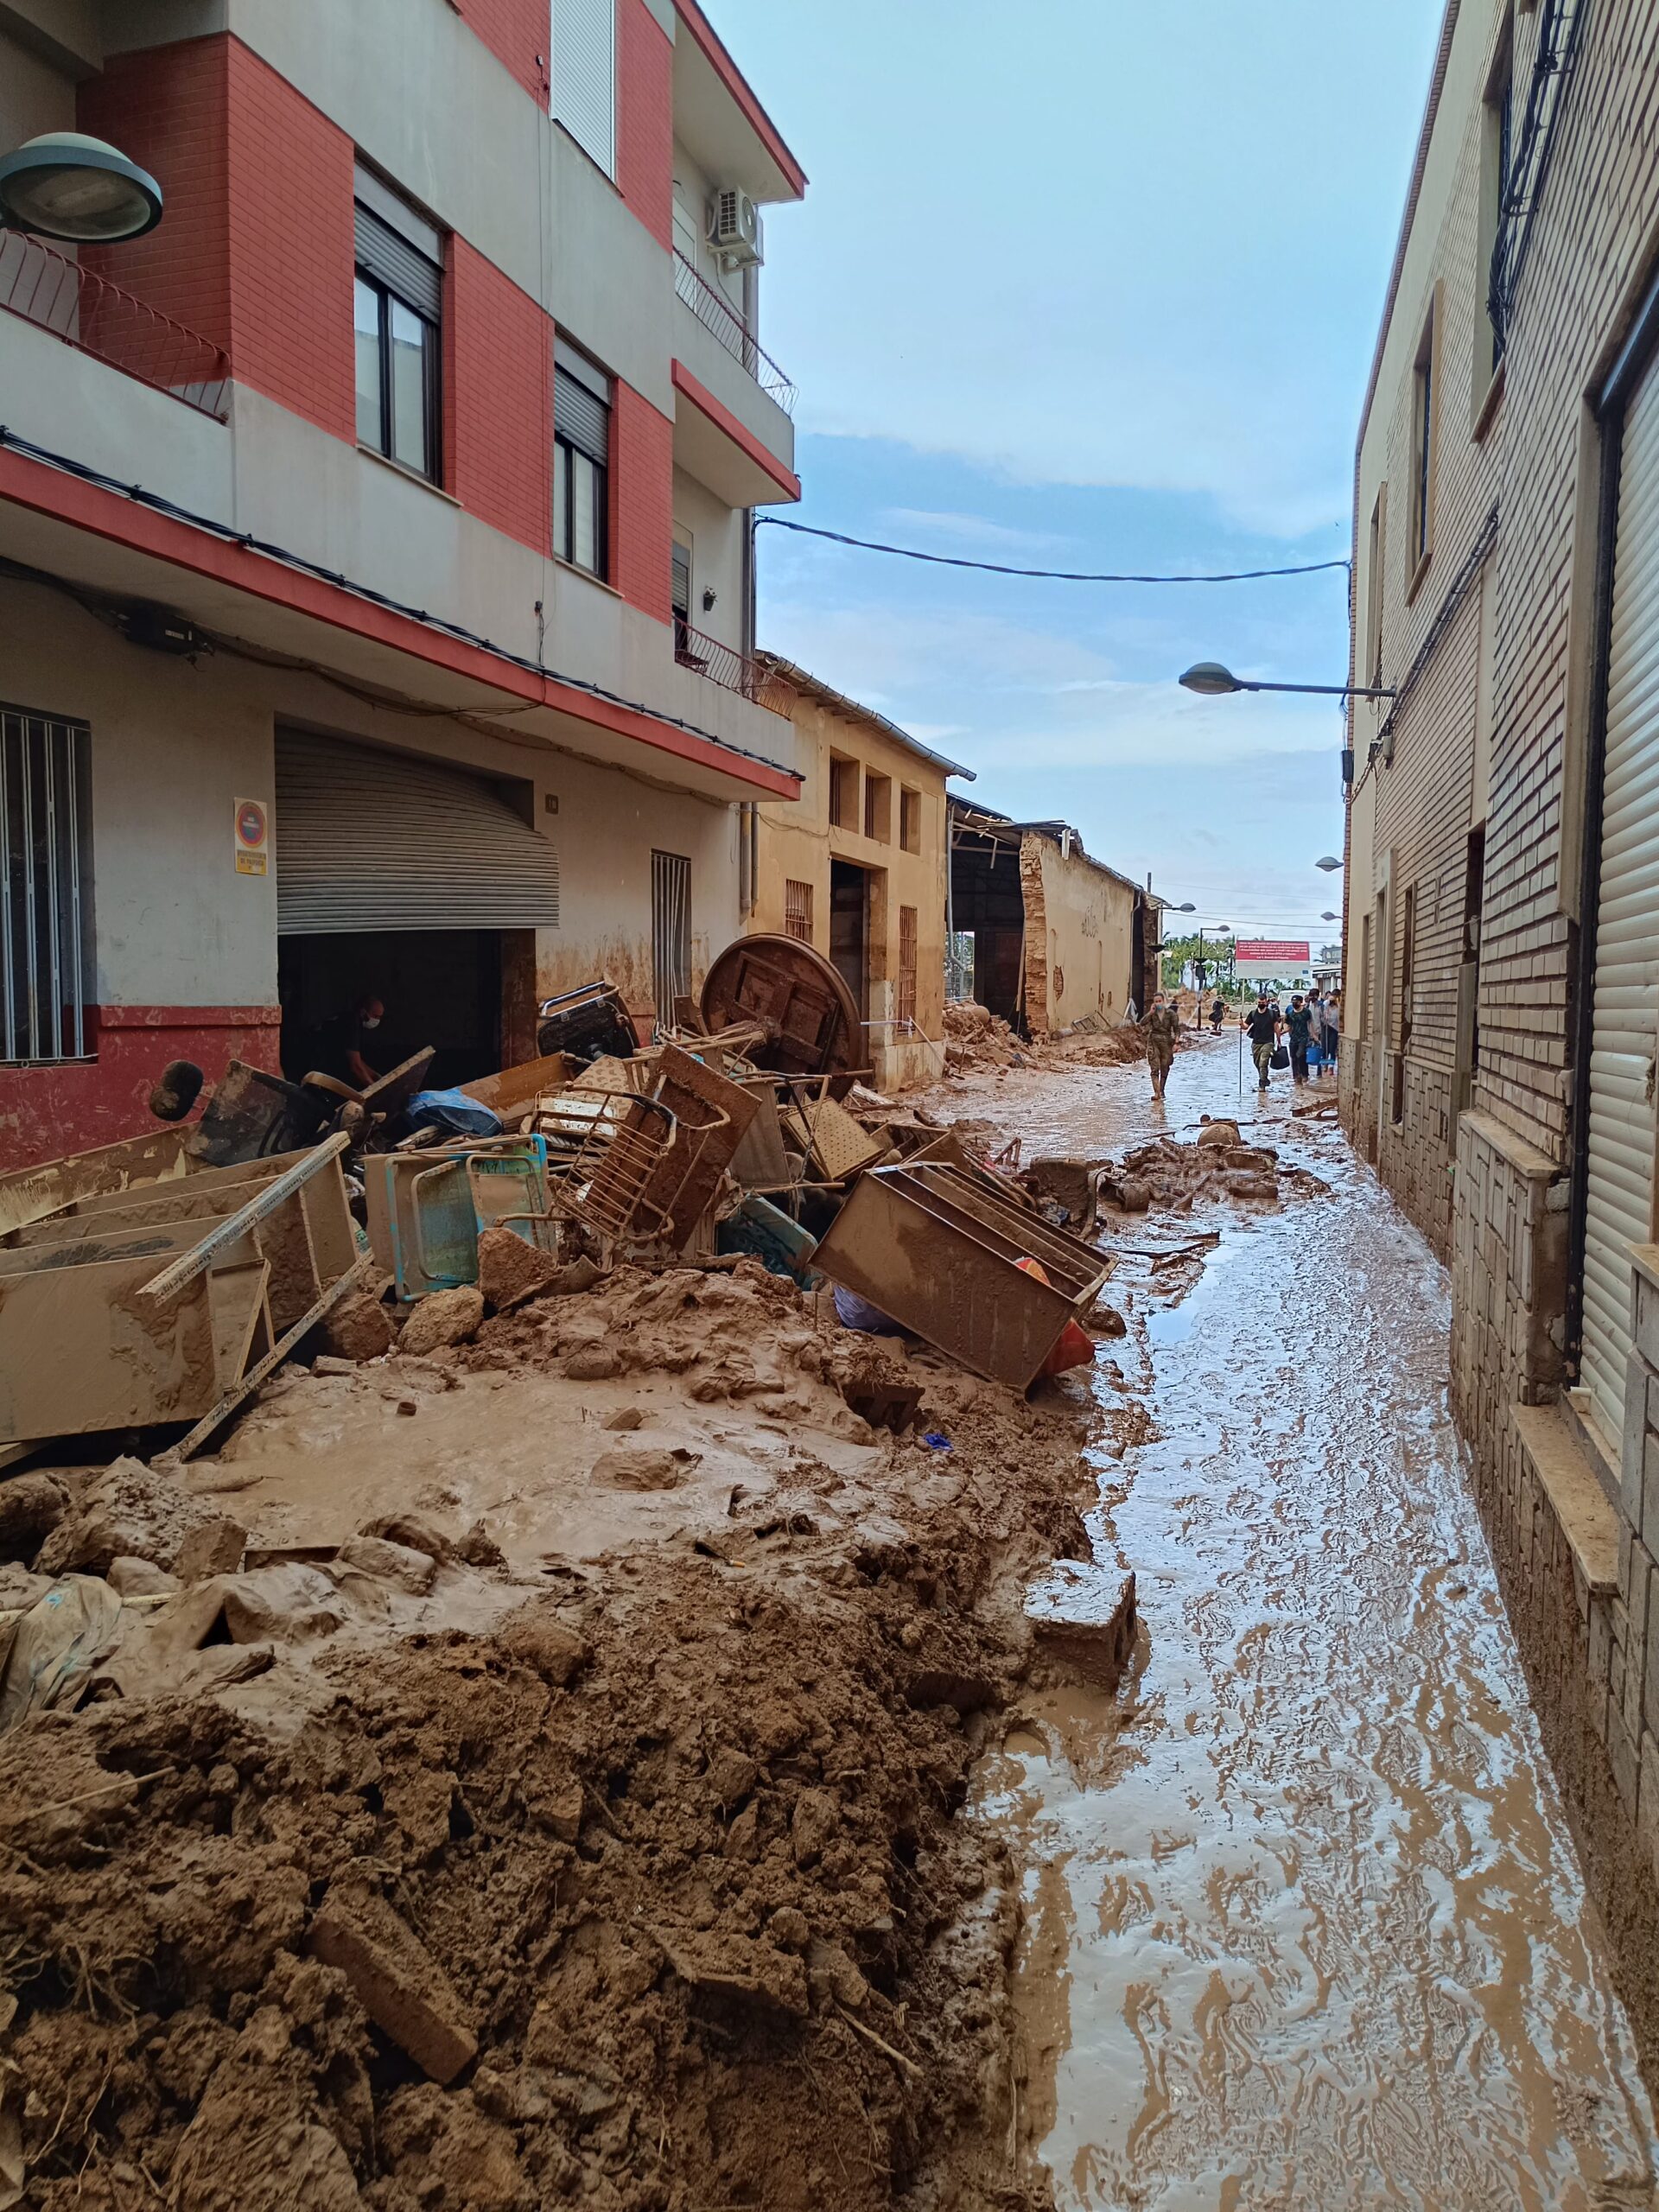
(1146, 992, 1181, 1101)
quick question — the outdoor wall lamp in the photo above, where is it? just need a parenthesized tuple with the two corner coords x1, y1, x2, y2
(1321, 911, 1339, 922)
(1179, 660, 1395, 702)
(1316, 857, 1343, 873)
(0, 132, 163, 242)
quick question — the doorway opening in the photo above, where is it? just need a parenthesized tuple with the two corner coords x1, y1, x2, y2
(830, 858, 868, 1021)
(278, 929, 512, 1090)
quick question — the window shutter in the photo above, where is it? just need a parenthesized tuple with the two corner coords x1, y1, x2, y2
(671, 542, 691, 619)
(555, 363, 610, 467)
(552, 0, 615, 178)
(354, 203, 442, 322)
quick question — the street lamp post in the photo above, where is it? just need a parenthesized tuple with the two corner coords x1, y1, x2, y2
(1179, 662, 1395, 702)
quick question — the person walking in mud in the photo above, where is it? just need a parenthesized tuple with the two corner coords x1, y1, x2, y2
(1146, 992, 1180, 1100)
(1283, 992, 1314, 1087)
(1243, 990, 1281, 1093)
(1210, 994, 1226, 1033)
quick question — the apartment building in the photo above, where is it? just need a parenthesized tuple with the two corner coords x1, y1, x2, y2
(1344, 0, 1659, 2058)
(0, 0, 805, 1169)
(746, 656, 968, 1093)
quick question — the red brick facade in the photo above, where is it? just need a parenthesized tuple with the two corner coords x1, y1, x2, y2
(617, 0, 674, 251)
(79, 35, 356, 443)
(78, 39, 233, 352)
(610, 380, 675, 625)
(451, 0, 548, 103)
(224, 39, 356, 442)
(447, 238, 553, 552)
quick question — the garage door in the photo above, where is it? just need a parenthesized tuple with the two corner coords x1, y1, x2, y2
(1582, 363, 1659, 1440)
(275, 733, 560, 934)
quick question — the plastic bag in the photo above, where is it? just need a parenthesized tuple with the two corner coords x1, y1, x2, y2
(404, 1089, 503, 1139)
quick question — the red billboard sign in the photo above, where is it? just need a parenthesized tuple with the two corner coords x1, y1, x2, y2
(1233, 938, 1310, 966)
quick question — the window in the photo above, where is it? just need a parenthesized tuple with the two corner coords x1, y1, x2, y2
(651, 849, 690, 1020)
(897, 906, 918, 1027)
(1409, 298, 1438, 578)
(829, 754, 858, 830)
(2, 703, 92, 1065)
(899, 786, 922, 854)
(785, 878, 814, 944)
(555, 340, 611, 578)
(671, 539, 693, 656)
(864, 771, 892, 844)
(1478, 18, 1515, 393)
(353, 165, 443, 483)
(551, 0, 615, 178)
(1366, 489, 1387, 690)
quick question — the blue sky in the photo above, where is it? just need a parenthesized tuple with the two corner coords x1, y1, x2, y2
(715, 0, 1447, 944)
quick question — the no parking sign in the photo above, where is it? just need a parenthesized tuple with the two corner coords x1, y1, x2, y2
(234, 797, 269, 876)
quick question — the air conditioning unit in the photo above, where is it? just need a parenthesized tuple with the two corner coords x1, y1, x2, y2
(709, 187, 763, 270)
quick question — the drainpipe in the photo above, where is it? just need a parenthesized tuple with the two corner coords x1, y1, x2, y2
(738, 802, 753, 918)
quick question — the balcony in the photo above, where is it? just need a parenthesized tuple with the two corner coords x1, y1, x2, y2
(0, 232, 229, 422)
(673, 251, 795, 416)
(674, 619, 794, 716)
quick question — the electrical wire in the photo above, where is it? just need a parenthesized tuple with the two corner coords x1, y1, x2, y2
(756, 515, 1352, 585)
(0, 423, 799, 784)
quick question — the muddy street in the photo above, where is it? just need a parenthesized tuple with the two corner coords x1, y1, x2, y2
(966, 1038, 1659, 2209)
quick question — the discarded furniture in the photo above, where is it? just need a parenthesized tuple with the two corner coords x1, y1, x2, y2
(533, 1087, 680, 1255)
(0, 1126, 193, 1240)
(364, 1138, 550, 1301)
(459, 1052, 576, 1120)
(699, 935, 862, 1096)
(811, 1162, 1112, 1392)
(641, 1045, 758, 1249)
(536, 980, 639, 1064)
(0, 1135, 365, 1452)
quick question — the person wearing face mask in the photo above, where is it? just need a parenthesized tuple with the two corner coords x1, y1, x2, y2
(315, 993, 386, 1089)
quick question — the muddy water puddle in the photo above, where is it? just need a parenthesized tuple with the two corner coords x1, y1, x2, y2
(963, 1039, 1659, 2209)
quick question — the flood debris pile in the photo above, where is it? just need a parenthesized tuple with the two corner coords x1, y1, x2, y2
(0, 1262, 1091, 2212)
(1097, 1120, 1330, 1217)
(938, 1001, 1154, 1081)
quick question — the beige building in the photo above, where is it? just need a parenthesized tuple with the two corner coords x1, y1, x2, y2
(747, 657, 969, 1092)
(949, 802, 1159, 1038)
(1344, 0, 1659, 2061)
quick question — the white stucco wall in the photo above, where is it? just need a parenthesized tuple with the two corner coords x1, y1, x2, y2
(0, 572, 741, 1016)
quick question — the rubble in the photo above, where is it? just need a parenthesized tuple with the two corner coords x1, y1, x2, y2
(397, 1286, 486, 1356)
(34, 1458, 244, 1580)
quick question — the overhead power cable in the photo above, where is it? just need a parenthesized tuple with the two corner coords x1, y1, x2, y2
(757, 515, 1351, 585)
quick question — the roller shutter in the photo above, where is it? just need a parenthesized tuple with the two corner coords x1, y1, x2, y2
(551, 0, 615, 178)
(275, 734, 560, 935)
(1582, 365, 1659, 1438)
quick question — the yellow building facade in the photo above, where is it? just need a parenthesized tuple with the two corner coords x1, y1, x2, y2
(748, 657, 969, 1092)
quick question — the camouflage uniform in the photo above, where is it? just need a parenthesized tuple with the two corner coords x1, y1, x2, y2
(1146, 1002, 1181, 1095)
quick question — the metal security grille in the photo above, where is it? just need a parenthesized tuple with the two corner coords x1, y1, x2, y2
(1, 706, 92, 1064)
(652, 850, 690, 1020)
(897, 905, 918, 1027)
(784, 878, 813, 944)
(1581, 363, 1659, 1440)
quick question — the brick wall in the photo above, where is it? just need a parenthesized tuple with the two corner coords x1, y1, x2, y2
(451, 0, 548, 103)
(610, 379, 674, 624)
(616, 0, 673, 251)
(78, 39, 232, 350)
(1349, 0, 1659, 2083)
(447, 238, 552, 550)
(224, 38, 356, 442)
(80, 35, 355, 443)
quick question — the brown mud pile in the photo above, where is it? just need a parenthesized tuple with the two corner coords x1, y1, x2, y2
(939, 1003, 1151, 1080)
(1, 1263, 1101, 2212)
(1099, 1125, 1331, 1217)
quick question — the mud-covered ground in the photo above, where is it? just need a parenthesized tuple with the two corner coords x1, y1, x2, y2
(1, 1243, 1117, 2210)
(961, 1035, 1659, 2209)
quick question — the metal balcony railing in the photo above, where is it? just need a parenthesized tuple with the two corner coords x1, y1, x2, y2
(672, 251, 796, 417)
(0, 232, 231, 421)
(674, 620, 794, 716)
